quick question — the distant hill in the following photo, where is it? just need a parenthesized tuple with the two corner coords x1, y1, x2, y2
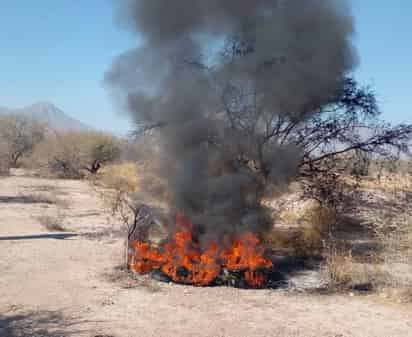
(0, 102, 93, 131)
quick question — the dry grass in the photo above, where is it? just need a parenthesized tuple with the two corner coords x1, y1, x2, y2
(99, 162, 140, 193)
(104, 265, 162, 292)
(323, 249, 356, 288)
(96, 161, 169, 262)
(34, 188, 68, 232)
(322, 248, 390, 291)
(265, 171, 412, 297)
(298, 204, 336, 251)
(380, 287, 412, 304)
(382, 213, 412, 265)
(0, 142, 11, 175)
(21, 192, 59, 205)
(360, 172, 412, 193)
(264, 200, 336, 257)
(0, 162, 10, 176)
(359, 172, 412, 299)
(19, 188, 70, 208)
(321, 171, 412, 296)
(98, 161, 412, 300)
(378, 209, 412, 299)
(36, 214, 66, 232)
(98, 161, 169, 211)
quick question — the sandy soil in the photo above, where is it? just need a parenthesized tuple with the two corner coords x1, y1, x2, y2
(1, 173, 411, 337)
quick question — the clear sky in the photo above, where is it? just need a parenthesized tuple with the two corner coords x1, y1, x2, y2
(0, 0, 411, 135)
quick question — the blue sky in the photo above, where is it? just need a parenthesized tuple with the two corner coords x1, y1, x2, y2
(0, 1, 411, 134)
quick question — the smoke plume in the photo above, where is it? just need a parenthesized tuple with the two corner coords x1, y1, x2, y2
(106, 0, 357, 241)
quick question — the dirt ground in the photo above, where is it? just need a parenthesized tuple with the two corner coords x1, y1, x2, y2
(1, 173, 411, 337)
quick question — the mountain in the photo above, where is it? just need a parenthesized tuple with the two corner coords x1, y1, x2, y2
(0, 102, 93, 131)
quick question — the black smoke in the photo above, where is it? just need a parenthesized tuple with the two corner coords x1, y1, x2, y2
(105, 0, 357, 240)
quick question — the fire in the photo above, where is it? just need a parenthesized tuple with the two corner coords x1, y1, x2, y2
(128, 213, 272, 287)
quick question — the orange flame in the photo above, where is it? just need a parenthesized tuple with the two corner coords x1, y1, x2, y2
(128, 213, 272, 287)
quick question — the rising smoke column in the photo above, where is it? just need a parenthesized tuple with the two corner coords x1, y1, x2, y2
(106, 0, 357, 240)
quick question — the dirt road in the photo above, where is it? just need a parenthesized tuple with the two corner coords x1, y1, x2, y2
(1, 174, 411, 337)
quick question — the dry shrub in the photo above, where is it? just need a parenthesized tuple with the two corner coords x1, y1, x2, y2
(96, 138, 170, 266)
(322, 171, 411, 294)
(32, 131, 121, 179)
(264, 200, 336, 257)
(98, 168, 168, 266)
(21, 192, 58, 205)
(323, 249, 356, 288)
(99, 162, 140, 193)
(36, 214, 66, 232)
(0, 160, 10, 176)
(323, 248, 390, 291)
(382, 213, 412, 263)
(19, 188, 69, 207)
(380, 287, 412, 304)
(378, 209, 412, 295)
(98, 136, 169, 208)
(262, 229, 295, 252)
(32, 189, 68, 231)
(301, 204, 335, 241)
(293, 204, 336, 257)
(0, 143, 11, 176)
(104, 265, 162, 292)
(360, 171, 412, 193)
(98, 160, 169, 212)
(394, 288, 412, 303)
(360, 171, 412, 299)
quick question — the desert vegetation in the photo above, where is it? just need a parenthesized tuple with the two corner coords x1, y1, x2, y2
(0, 114, 122, 180)
(101, 17, 412, 296)
(91, 132, 411, 300)
(0, 100, 411, 305)
(0, 114, 408, 297)
(2, 0, 412, 336)
(30, 130, 122, 179)
(0, 114, 45, 173)
(102, 0, 412, 295)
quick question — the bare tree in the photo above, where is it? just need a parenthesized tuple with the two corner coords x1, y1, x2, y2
(208, 43, 411, 181)
(107, 0, 412, 234)
(0, 114, 45, 167)
(134, 38, 412, 209)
